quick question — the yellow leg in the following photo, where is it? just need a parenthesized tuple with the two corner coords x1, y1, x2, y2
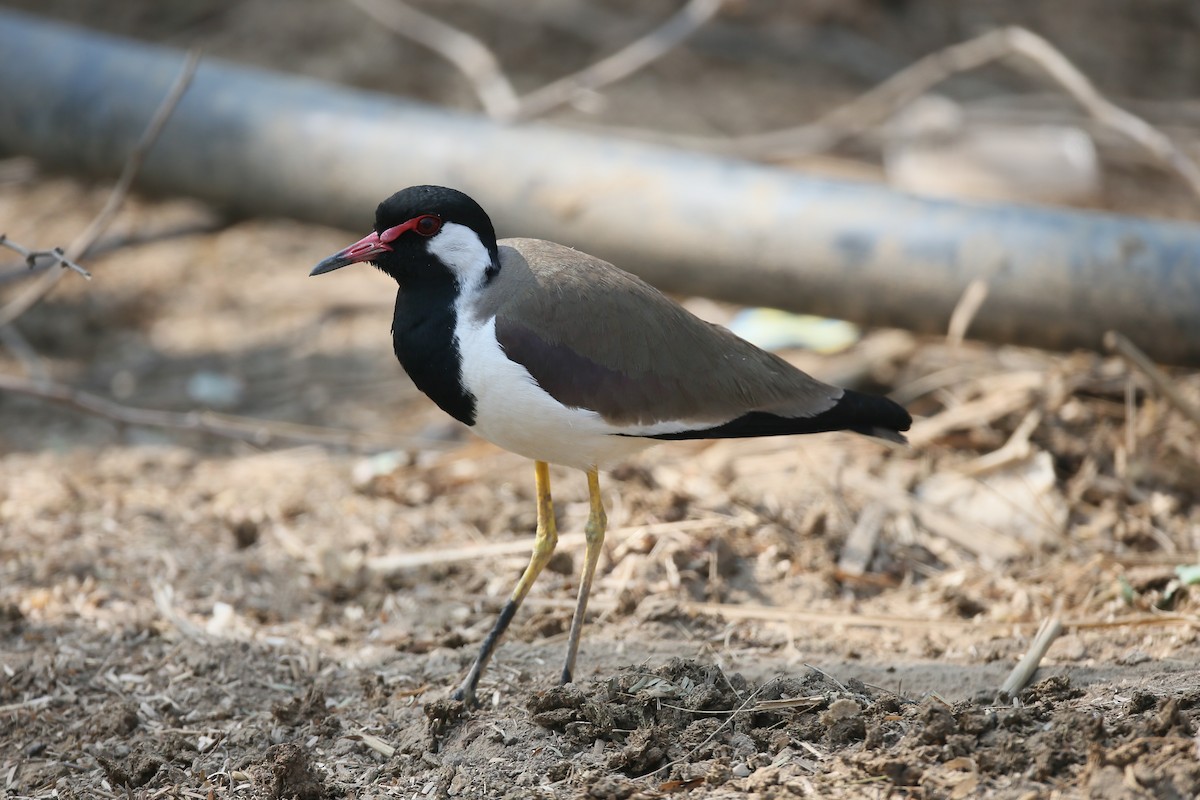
(560, 467, 606, 684)
(454, 461, 557, 705)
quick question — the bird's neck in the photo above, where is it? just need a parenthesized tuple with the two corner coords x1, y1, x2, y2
(391, 284, 477, 426)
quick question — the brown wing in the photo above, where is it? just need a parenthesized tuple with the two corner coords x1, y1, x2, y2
(480, 239, 841, 427)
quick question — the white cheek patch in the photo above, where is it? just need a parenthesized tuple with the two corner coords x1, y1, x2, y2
(427, 222, 493, 290)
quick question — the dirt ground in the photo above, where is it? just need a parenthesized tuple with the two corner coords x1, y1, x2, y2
(3, 2, 1200, 798)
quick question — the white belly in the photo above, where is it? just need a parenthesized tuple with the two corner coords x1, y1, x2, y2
(456, 316, 658, 470)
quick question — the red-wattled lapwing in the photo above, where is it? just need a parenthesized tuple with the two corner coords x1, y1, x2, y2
(311, 185, 911, 706)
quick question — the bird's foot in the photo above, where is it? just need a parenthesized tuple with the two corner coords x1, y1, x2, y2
(425, 695, 469, 736)
(450, 685, 478, 708)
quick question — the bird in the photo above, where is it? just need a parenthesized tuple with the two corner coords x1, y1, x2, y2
(310, 185, 912, 706)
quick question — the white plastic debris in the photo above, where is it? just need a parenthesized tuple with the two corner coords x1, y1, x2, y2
(206, 601, 236, 636)
(915, 450, 1068, 547)
(728, 309, 860, 353)
(186, 370, 244, 408)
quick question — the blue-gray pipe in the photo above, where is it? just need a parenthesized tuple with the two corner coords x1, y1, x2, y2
(2, 9, 1198, 364)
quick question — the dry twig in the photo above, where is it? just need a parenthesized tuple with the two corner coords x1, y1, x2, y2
(348, 0, 723, 122)
(0, 234, 91, 279)
(514, 0, 723, 121)
(960, 409, 1042, 477)
(946, 279, 989, 349)
(644, 677, 782, 780)
(0, 371, 439, 452)
(151, 581, 211, 642)
(0, 695, 53, 714)
(349, 732, 397, 758)
(345, 0, 520, 120)
(998, 616, 1063, 699)
(520, 595, 1197, 636)
(907, 371, 1044, 447)
(1106, 331, 1200, 432)
(366, 515, 740, 574)
(0, 48, 201, 327)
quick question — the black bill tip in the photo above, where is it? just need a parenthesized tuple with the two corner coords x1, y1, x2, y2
(310, 255, 352, 276)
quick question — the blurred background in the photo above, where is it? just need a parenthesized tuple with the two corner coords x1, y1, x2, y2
(2, 2, 1199, 798)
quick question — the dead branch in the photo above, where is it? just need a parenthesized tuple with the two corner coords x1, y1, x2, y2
(0, 371, 444, 452)
(73, 49, 204, 264)
(720, 27, 1200, 202)
(345, 0, 520, 120)
(513, 0, 723, 121)
(0, 48, 201, 328)
(0, 234, 91, 279)
(349, 0, 722, 123)
(342, 9, 1200, 201)
(0, 324, 47, 383)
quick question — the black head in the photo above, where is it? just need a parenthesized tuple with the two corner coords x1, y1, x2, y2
(310, 185, 499, 287)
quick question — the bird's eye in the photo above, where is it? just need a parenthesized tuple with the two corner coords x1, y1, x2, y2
(415, 215, 442, 236)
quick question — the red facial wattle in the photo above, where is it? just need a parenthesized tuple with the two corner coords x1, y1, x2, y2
(310, 214, 443, 276)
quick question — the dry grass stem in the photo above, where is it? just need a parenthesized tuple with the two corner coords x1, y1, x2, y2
(350, 732, 397, 758)
(0, 696, 52, 714)
(998, 616, 1064, 698)
(151, 581, 210, 642)
(907, 371, 1044, 446)
(683, 602, 1195, 635)
(946, 279, 990, 348)
(960, 409, 1042, 476)
(0, 371, 440, 451)
(644, 677, 782, 780)
(751, 695, 827, 712)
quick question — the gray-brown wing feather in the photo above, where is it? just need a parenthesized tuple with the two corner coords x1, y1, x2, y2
(481, 239, 840, 427)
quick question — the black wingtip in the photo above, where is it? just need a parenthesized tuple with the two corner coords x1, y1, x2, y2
(640, 388, 912, 443)
(839, 388, 912, 443)
(859, 426, 909, 445)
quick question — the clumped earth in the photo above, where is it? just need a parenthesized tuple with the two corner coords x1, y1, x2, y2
(4, 605, 1199, 798)
(4, 1, 1200, 797)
